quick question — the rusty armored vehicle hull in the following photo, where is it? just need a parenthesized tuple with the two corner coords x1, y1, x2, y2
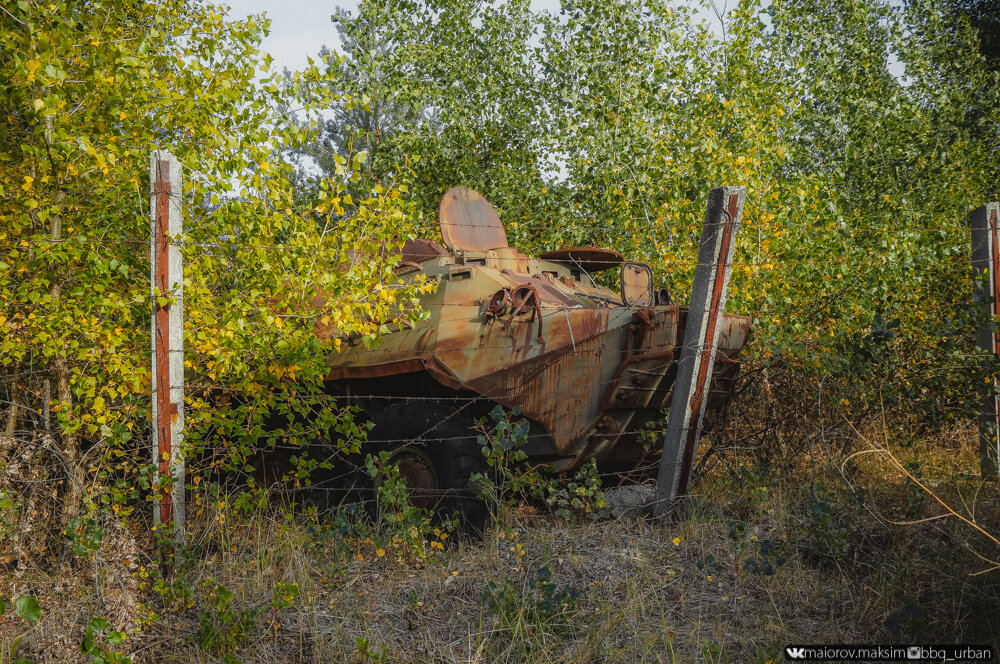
(322, 188, 750, 514)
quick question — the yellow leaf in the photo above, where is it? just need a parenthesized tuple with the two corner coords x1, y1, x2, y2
(21, 176, 33, 191)
(32, 99, 44, 111)
(26, 59, 40, 74)
(376, 548, 385, 557)
(672, 537, 681, 546)
(260, 161, 270, 173)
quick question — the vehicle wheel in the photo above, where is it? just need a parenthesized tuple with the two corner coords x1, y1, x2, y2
(373, 445, 440, 510)
(436, 436, 492, 535)
(369, 402, 490, 534)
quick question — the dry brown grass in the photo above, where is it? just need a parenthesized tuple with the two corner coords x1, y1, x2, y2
(7, 417, 1000, 663)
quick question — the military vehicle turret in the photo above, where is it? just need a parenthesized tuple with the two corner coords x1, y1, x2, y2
(324, 187, 751, 518)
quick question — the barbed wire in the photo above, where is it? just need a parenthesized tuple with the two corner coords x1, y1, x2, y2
(146, 421, 675, 450)
(0, 256, 979, 303)
(1, 207, 995, 475)
(0, 186, 984, 235)
(0, 229, 976, 256)
(0, 293, 986, 381)
(0, 335, 719, 361)
(3, 423, 668, 491)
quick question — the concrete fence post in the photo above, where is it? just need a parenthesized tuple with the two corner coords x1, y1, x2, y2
(655, 186, 746, 514)
(150, 150, 185, 550)
(970, 202, 1000, 479)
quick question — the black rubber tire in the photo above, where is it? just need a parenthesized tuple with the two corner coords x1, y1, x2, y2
(368, 402, 490, 535)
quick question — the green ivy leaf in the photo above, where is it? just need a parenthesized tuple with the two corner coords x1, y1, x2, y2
(15, 596, 41, 624)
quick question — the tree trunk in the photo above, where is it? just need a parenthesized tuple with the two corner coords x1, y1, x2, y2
(2, 370, 18, 457)
(44, 117, 84, 526)
(53, 341, 83, 524)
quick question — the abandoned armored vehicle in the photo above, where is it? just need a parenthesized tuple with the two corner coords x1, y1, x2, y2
(320, 187, 751, 517)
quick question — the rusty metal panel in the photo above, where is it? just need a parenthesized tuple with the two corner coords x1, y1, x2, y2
(438, 186, 509, 252)
(402, 238, 449, 263)
(463, 311, 628, 450)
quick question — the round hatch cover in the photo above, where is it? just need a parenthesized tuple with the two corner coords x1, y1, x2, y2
(438, 186, 509, 252)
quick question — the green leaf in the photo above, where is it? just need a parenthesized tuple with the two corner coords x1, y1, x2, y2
(15, 595, 41, 623)
(88, 616, 111, 632)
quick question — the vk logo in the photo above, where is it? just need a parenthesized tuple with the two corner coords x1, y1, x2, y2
(786, 647, 806, 659)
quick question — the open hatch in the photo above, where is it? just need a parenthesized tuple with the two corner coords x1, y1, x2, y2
(438, 186, 509, 252)
(538, 246, 624, 272)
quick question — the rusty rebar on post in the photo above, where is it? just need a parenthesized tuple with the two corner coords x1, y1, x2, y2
(655, 186, 745, 514)
(150, 150, 185, 551)
(970, 202, 1000, 479)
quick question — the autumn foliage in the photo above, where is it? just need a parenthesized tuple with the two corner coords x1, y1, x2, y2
(0, 0, 999, 652)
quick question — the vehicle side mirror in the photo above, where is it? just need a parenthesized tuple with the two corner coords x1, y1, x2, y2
(621, 261, 654, 306)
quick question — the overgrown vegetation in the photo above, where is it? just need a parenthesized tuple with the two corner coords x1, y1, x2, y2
(472, 406, 609, 522)
(2, 0, 1000, 660)
(306, 0, 1000, 418)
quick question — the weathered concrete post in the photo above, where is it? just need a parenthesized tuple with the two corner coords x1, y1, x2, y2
(970, 202, 1000, 479)
(150, 150, 185, 548)
(655, 186, 745, 514)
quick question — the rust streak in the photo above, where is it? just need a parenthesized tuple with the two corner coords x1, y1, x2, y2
(991, 208, 1000, 355)
(154, 160, 173, 527)
(990, 207, 1000, 434)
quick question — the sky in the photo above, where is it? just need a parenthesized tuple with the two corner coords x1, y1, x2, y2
(219, 1, 903, 95)
(222, 0, 568, 72)
(219, 0, 729, 184)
